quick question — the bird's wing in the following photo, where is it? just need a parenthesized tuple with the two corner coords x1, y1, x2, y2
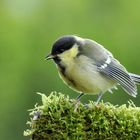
(81, 39, 137, 97)
(97, 57, 137, 97)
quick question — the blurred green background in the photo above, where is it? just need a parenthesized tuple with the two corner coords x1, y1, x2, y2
(0, 0, 140, 139)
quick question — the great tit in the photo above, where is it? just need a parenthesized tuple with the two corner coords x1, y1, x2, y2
(46, 35, 140, 103)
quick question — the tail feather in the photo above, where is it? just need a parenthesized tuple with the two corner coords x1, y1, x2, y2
(130, 73, 140, 84)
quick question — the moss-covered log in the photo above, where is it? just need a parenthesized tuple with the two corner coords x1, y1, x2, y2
(24, 92, 140, 140)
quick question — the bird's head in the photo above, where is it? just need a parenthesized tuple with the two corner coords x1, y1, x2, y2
(46, 35, 84, 65)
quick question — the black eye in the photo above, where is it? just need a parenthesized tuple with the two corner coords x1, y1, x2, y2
(60, 48, 65, 53)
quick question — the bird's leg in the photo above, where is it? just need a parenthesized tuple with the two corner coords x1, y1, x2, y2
(76, 92, 84, 101)
(74, 93, 84, 112)
(95, 92, 103, 105)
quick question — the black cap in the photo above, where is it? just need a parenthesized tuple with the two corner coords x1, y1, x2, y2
(51, 36, 76, 55)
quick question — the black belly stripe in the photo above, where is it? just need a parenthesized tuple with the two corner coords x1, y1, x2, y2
(67, 77, 77, 87)
(54, 57, 77, 88)
(58, 63, 66, 77)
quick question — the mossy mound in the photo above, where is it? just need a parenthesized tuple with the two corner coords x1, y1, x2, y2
(24, 92, 140, 140)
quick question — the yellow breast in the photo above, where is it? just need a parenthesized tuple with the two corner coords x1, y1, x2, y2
(57, 45, 115, 95)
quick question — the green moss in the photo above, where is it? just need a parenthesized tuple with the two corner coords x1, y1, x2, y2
(24, 92, 140, 140)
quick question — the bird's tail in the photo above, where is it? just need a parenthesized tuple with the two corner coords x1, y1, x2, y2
(130, 73, 140, 84)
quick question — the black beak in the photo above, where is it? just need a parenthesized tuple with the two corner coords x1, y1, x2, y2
(45, 54, 55, 60)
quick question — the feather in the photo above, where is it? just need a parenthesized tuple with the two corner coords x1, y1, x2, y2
(97, 58, 137, 97)
(130, 73, 140, 84)
(80, 39, 137, 97)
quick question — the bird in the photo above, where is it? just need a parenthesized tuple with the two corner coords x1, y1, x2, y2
(46, 35, 140, 103)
